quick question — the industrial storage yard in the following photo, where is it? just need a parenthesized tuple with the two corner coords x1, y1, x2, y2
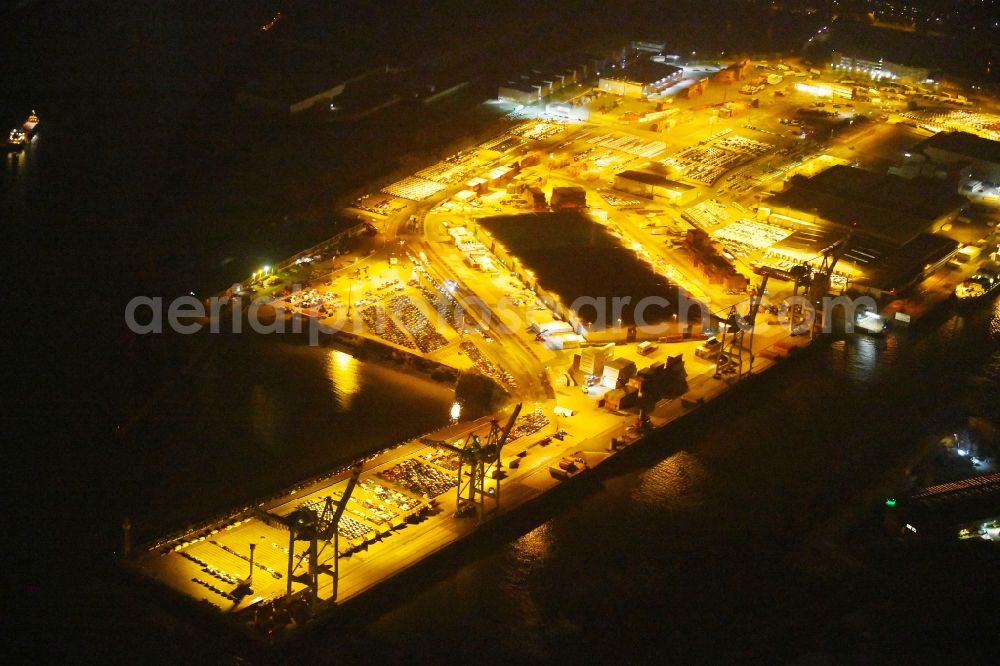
(131, 44, 1000, 639)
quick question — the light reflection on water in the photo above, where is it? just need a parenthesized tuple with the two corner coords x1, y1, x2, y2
(123, 338, 455, 535)
(991, 295, 1000, 339)
(513, 522, 554, 565)
(325, 349, 361, 411)
(631, 450, 709, 510)
(826, 332, 899, 384)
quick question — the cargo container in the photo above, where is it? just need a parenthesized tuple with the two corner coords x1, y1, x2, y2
(952, 246, 982, 264)
(637, 341, 657, 355)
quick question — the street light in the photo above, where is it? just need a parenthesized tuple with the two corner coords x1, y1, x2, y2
(247, 542, 256, 585)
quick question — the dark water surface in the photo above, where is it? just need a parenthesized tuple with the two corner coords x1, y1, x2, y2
(118, 335, 456, 538)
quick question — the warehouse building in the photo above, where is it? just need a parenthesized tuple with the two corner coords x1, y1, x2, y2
(831, 52, 929, 82)
(497, 80, 541, 105)
(550, 186, 588, 210)
(912, 131, 1000, 185)
(826, 20, 941, 83)
(888, 153, 974, 189)
(614, 170, 699, 206)
(497, 55, 598, 106)
(762, 165, 966, 295)
(476, 212, 701, 342)
(522, 187, 547, 210)
(764, 227, 957, 297)
(598, 58, 683, 98)
(767, 165, 966, 246)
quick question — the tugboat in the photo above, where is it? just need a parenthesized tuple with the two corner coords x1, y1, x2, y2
(7, 111, 38, 151)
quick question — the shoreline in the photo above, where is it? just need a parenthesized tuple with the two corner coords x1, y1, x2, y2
(128, 316, 815, 643)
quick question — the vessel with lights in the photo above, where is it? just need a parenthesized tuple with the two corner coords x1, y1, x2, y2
(7, 111, 38, 151)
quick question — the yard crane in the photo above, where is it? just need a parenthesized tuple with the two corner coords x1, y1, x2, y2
(440, 403, 522, 519)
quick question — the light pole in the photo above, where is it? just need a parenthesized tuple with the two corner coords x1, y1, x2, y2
(346, 281, 354, 321)
(248, 543, 256, 586)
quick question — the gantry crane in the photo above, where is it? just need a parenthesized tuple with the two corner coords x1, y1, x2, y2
(809, 228, 854, 301)
(254, 461, 362, 611)
(440, 403, 522, 519)
(715, 273, 770, 381)
(789, 228, 855, 335)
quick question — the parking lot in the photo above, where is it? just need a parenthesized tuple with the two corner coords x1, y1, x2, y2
(660, 132, 774, 185)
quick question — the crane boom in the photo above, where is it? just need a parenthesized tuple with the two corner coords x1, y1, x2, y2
(746, 274, 769, 329)
(322, 462, 362, 540)
(496, 403, 523, 452)
(824, 228, 854, 276)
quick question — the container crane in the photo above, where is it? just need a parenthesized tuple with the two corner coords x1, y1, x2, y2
(441, 403, 522, 519)
(715, 273, 770, 381)
(809, 227, 854, 303)
(789, 228, 854, 335)
(255, 461, 362, 610)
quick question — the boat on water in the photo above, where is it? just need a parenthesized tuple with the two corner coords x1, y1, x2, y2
(855, 308, 888, 334)
(955, 263, 999, 302)
(7, 111, 38, 151)
(7, 128, 27, 149)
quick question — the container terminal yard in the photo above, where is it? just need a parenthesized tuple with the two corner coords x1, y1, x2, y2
(130, 48, 1000, 639)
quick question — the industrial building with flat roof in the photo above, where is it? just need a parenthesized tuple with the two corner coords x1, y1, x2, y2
(827, 21, 943, 82)
(762, 165, 966, 295)
(832, 52, 928, 82)
(914, 131, 1000, 185)
(497, 53, 606, 106)
(497, 80, 542, 106)
(767, 165, 966, 246)
(766, 227, 957, 296)
(475, 211, 702, 341)
(598, 58, 683, 98)
(901, 472, 1000, 541)
(614, 170, 699, 206)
